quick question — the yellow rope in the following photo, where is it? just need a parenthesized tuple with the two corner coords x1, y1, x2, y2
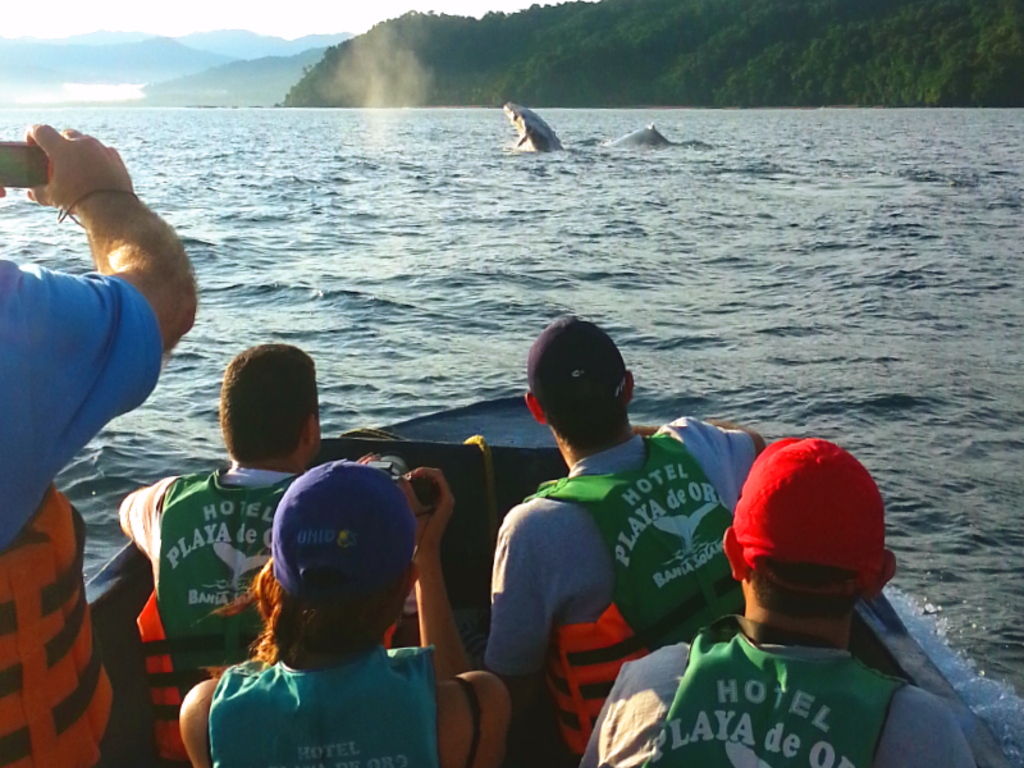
(464, 435, 499, 551)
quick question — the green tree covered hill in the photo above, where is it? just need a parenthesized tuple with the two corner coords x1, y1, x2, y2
(284, 0, 1024, 108)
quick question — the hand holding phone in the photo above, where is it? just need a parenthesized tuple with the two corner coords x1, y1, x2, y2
(409, 475, 441, 514)
(406, 467, 455, 556)
(366, 455, 442, 514)
(0, 142, 49, 189)
(7, 126, 133, 211)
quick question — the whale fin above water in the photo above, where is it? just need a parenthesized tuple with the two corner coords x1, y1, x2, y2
(504, 102, 563, 152)
(608, 124, 674, 148)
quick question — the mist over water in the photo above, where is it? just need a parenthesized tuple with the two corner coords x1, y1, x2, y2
(315, 30, 434, 106)
(1, 107, 1022, 758)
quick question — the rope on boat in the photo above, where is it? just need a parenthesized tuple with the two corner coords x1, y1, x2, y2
(464, 435, 499, 551)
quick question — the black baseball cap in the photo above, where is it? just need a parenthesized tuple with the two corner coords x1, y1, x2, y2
(527, 317, 627, 410)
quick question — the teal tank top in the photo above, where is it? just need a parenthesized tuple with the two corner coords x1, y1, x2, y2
(210, 646, 439, 768)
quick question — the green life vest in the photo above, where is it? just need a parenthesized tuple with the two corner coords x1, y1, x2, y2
(644, 618, 903, 768)
(210, 646, 439, 768)
(155, 471, 293, 668)
(531, 434, 743, 644)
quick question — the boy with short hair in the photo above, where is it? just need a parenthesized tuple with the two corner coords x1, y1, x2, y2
(120, 343, 320, 761)
(582, 438, 974, 768)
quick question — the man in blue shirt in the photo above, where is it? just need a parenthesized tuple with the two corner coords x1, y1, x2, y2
(0, 125, 196, 768)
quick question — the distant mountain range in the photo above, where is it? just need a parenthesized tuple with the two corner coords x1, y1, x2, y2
(0, 30, 351, 107)
(2, 30, 351, 60)
(172, 31, 353, 60)
(143, 48, 330, 107)
(0, 38, 232, 86)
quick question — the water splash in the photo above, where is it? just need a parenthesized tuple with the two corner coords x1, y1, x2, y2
(887, 587, 1024, 766)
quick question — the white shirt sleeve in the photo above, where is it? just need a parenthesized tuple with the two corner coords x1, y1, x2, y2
(658, 418, 757, 510)
(873, 685, 975, 768)
(582, 644, 689, 768)
(486, 501, 556, 676)
(486, 497, 616, 676)
(119, 476, 178, 564)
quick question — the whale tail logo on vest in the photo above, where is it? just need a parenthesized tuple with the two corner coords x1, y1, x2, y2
(195, 542, 271, 604)
(652, 500, 719, 564)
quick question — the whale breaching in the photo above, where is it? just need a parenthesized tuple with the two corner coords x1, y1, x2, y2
(504, 102, 563, 152)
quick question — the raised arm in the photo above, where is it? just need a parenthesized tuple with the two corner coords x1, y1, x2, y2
(27, 125, 196, 351)
(635, 419, 766, 455)
(705, 418, 766, 455)
(406, 467, 471, 679)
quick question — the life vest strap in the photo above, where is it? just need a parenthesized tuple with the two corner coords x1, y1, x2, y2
(0, 506, 86, 637)
(141, 633, 259, 657)
(152, 704, 187, 720)
(547, 673, 614, 700)
(0, 604, 13, 637)
(0, 635, 104, 766)
(0, 666, 18, 699)
(0, 730, 30, 768)
(0, 589, 87, 700)
(146, 668, 211, 691)
(46, 588, 87, 665)
(556, 706, 588, 730)
(565, 574, 740, 668)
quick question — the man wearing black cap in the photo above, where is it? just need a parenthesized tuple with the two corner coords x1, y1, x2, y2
(486, 316, 764, 756)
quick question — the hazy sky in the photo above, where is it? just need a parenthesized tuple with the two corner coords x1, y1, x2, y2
(4, 1, 570, 40)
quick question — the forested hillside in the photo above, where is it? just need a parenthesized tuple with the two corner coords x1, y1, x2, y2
(284, 0, 1024, 107)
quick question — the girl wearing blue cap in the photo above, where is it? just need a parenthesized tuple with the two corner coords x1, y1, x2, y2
(178, 461, 510, 768)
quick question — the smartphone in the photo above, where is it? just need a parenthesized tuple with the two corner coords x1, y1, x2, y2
(0, 142, 48, 188)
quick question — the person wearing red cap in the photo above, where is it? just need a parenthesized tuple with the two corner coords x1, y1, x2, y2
(486, 316, 764, 757)
(581, 438, 973, 768)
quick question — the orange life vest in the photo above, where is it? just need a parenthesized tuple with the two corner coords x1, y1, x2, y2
(530, 436, 746, 755)
(137, 594, 217, 762)
(136, 472, 293, 762)
(545, 572, 741, 754)
(0, 487, 112, 768)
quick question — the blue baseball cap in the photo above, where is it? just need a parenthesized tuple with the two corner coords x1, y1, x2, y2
(527, 316, 627, 409)
(272, 461, 416, 602)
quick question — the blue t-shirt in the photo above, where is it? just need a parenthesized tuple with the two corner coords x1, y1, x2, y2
(0, 261, 163, 550)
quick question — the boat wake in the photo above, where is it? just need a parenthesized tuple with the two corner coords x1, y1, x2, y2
(887, 587, 1024, 766)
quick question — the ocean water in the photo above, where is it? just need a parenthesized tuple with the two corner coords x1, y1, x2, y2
(1, 107, 1022, 757)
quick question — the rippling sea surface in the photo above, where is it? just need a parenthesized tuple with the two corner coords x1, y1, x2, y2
(2, 107, 1022, 756)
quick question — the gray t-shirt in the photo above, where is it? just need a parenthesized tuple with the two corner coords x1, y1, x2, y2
(485, 419, 757, 676)
(581, 639, 975, 768)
